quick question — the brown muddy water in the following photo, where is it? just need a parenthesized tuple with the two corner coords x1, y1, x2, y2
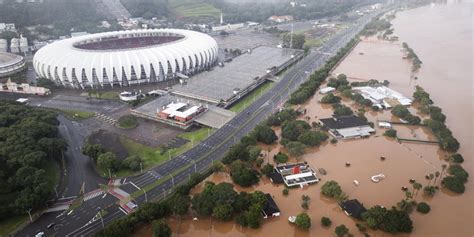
(132, 2, 473, 236)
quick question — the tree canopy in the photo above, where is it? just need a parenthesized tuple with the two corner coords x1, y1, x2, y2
(295, 213, 311, 230)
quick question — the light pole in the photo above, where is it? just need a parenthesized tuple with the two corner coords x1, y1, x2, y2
(97, 207, 104, 228)
(170, 174, 175, 187)
(140, 162, 143, 173)
(168, 150, 171, 160)
(194, 161, 197, 173)
(108, 168, 111, 179)
(143, 189, 148, 203)
(27, 209, 32, 223)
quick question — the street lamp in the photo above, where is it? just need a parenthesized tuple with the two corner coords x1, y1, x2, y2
(143, 189, 148, 203)
(96, 207, 104, 228)
(170, 174, 175, 187)
(27, 209, 32, 223)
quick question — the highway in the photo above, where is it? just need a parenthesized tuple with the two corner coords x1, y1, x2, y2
(16, 11, 378, 237)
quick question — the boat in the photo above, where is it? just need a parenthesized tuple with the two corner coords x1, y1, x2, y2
(318, 168, 327, 175)
(371, 174, 385, 183)
(353, 180, 359, 186)
(288, 216, 296, 223)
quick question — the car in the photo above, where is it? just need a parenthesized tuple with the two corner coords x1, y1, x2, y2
(35, 232, 44, 237)
(47, 223, 55, 229)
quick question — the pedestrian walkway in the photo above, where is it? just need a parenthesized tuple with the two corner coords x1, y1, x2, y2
(94, 112, 117, 125)
(83, 189, 104, 202)
(108, 187, 130, 200)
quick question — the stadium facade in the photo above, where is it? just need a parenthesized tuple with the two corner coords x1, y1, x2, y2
(33, 29, 218, 88)
(0, 52, 26, 78)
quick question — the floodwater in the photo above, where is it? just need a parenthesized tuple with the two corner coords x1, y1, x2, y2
(132, 2, 473, 236)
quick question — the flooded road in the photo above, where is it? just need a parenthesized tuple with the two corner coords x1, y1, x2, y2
(133, 2, 473, 236)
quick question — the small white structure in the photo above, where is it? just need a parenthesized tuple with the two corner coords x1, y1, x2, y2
(268, 15, 294, 23)
(212, 23, 245, 32)
(319, 87, 335, 94)
(378, 121, 392, 129)
(353, 86, 412, 109)
(10, 38, 20, 53)
(319, 115, 375, 139)
(371, 174, 385, 183)
(119, 91, 140, 101)
(0, 79, 51, 95)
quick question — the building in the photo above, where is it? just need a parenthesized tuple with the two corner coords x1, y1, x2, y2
(10, 38, 20, 53)
(319, 115, 375, 139)
(272, 163, 319, 187)
(353, 86, 412, 109)
(319, 87, 335, 94)
(0, 79, 50, 96)
(0, 39, 7, 52)
(33, 29, 218, 88)
(158, 101, 206, 123)
(0, 23, 16, 32)
(262, 194, 280, 219)
(268, 15, 294, 23)
(0, 52, 26, 77)
(212, 23, 245, 32)
(19, 36, 28, 53)
(340, 199, 367, 219)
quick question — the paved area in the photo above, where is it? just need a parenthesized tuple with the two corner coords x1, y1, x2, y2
(194, 107, 236, 128)
(213, 29, 280, 51)
(173, 46, 298, 104)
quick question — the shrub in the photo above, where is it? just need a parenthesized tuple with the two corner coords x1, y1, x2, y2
(261, 163, 274, 177)
(384, 129, 397, 138)
(448, 164, 469, 183)
(274, 152, 289, 163)
(253, 124, 278, 144)
(321, 216, 332, 227)
(123, 155, 142, 171)
(321, 93, 341, 104)
(282, 188, 289, 196)
(117, 115, 138, 129)
(335, 224, 349, 237)
(321, 181, 342, 198)
(416, 202, 430, 214)
(442, 176, 465, 193)
(330, 138, 338, 144)
(295, 213, 311, 230)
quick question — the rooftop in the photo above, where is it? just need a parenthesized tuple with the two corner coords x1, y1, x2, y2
(319, 115, 370, 130)
(340, 199, 367, 219)
(262, 193, 280, 218)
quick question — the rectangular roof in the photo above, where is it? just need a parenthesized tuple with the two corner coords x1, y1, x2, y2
(320, 115, 369, 129)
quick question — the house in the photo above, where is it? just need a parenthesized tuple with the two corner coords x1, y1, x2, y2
(340, 199, 367, 219)
(268, 15, 294, 23)
(319, 115, 375, 139)
(262, 193, 280, 218)
(272, 162, 319, 187)
(352, 86, 412, 109)
(158, 102, 205, 123)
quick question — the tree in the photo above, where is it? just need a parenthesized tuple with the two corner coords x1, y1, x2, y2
(416, 202, 430, 214)
(212, 204, 234, 221)
(335, 224, 349, 237)
(282, 188, 289, 196)
(286, 141, 306, 157)
(442, 176, 465, 193)
(298, 131, 328, 146)
(412, 182, 422, 199)
(281, 120, 311, 141)
(362, 206, 413, 233)
(211, 162, 224, 173)
(384, 129, 397, 138)
(321, 93, 341, 104)
(333, 104, 353, 117)
(447, 164, 469, 183)
(253, 124, 278, 144)
(449, 154, 464, 163)
(170, 194, 190, 216)
(152, 219, 171, 237)
(248, 146, 262, 161)
(82, 143, 105, 162)
(391, 105, 410, 118)
(97, 152, 120, 172)
(123, 155, 142, 171)
(230, 160, 259, 187)
(261, 163, 274, 177)
(321, 180, 342, 198)
(295, 213, 311, 230)
(321, 216, 332, 227)
(222, 143, 250, 164)
(274, 152, 289, 163)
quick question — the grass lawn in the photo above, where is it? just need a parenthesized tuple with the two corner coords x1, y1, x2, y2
(0, 215, 29, 237)
(170, 0, 220, 18)
(117, 115, 138, 129)
(100, 91, 119, 100)
(115, 127, 213, 177)
(59, 109, 95, 120)
(229, 82, 274, 113)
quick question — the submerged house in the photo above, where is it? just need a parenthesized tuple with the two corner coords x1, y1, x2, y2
(271, 162, 319, 187)
(319, 115, 375, 139)
(340, 199, 367, 219)
(352, 86, 412, 109)
(262, 193, 281, 219)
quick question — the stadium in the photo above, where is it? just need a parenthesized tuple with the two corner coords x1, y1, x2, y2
(0, 52, 26, 78)
(33, 29, 218, 88)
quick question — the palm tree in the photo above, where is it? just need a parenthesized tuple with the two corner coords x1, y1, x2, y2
(433, 171, 440, 186)
(413, 182, 422, 199)
(427, 173, 435, 186)
(439, 164, 448, 186)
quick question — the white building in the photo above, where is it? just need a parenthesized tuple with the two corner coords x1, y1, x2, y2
(319, 115, 375, 139)
(319, 87, 335, 94)
(212, 23, 245, 32)
(0, 39, 7, 52)
(10, 38, 20, 53)
(353, 86, 412, 109)
(268, 15, 294, 23)
(19, 36, 28, 53)
(0, 23, 16, 32)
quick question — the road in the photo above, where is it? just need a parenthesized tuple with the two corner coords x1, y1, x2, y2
(15, 10, 379, 237)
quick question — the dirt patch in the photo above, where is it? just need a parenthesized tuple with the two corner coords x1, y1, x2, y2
(88, 129, 129, 160)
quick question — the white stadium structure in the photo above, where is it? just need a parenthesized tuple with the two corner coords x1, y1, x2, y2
(33, 29, 218, 88)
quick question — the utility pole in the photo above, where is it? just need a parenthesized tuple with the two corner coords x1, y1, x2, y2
(290, 23, 294, 49)
(143, 189, 148, 203)
(140, 162, 143, 173)
(97, 207, 104, 228)
(108, 168, 111, 179)
(170, 174, 175, 187)
(168, 150, 171, 160)
(27, 209, 32, 223)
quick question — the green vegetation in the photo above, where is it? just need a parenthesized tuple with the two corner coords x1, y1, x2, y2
(229, 160, 259, 187)
(414, 86, 460, 152)
(282, 33, 306, 49)
(301, 195, 311, 210)
(298, 130, 328, 146)
(117, 115, 138, 129)
(362, 206, 413, 233)
(361, 18, 391, 36)
(402, 42, 422, 71)
(174, 2, 221, 19)
(449, 153, 464, 163)
(391, 105, 421, 125)
(321, 216, 332, 227)
(335, 224, 350, 237)
(0, 215, 29, 237)
(321, 180, 347, 201)
(230, 82, 273, 113)
(384, 129, 397, 138)
(252, 124, 278, 144)
(295, 213, 311, 230)
(267, 108, 298, 126)
(333, 104, 353, 117)
(261, 163, 274, 177)
(416, 202, 430, 214)
(152, 219, 171, 237)
(273, 152, 289, 164)
(286, 141, 306, 157)
(0, 100, 66, 222)
(282, 188, 289, 196)
(58, 109, 95, 120)
(321, 93, 342, 104)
